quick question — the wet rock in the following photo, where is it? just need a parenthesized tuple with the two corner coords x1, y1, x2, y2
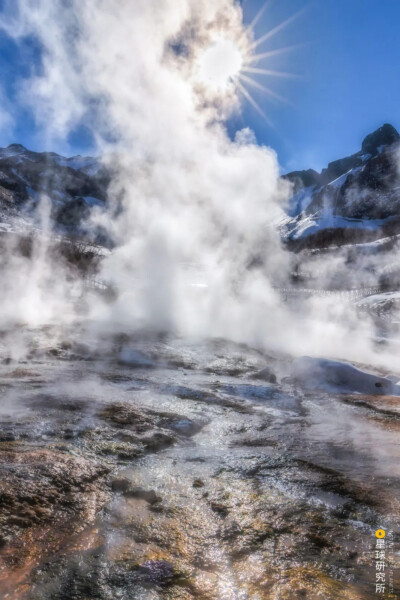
(291, 356, 398, 395)
(110, 477, 131, 493)
(210, 502, 229, 517)
(99, 402, 152, 430)
(0, 336, 399, 599)
(343, 394, 400, 417)
(162, 384, 215, 403)
(232, 436, 276, 448)
(252, 366, 277, 383)
(306, 531, 336, 550)
(0, 432, 17, 442)
(101, 372, 132, 383)
(138, 560, 174, 586)
(296, 459, 379, 507)
(193, 479, 205, 488)
(114, 430, 141, 443)
(3, 368, 40, 379)
(118, 348, 155, 368)
(100, 441, 143, 459)
(28, 394, 88, 413)
(141, 431, 175, 451)
(124, 487, 161, 505)
(0, 445, 110, 598)
(166, 417, 204, 437)
(27, 546, 113, 600)
(216, 383, 270, 401)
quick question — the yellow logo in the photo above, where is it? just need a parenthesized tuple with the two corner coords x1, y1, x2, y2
(375, 529, 386, 539)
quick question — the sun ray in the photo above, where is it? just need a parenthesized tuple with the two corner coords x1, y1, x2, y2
(246, 43, 307, 65)
(248, 1, 270, 32)
(239, 0, 270, 46)
(242, 66, 302, 80)
(193, 2, 306, 121)
(239, 73, 292, 106)
(250, 6, 308, 51)
(236, 80, 273, 126)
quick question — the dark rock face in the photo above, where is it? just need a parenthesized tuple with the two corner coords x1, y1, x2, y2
(361, 123, 400, 155)
(0, 144, 110, 240)
(283, 123, 400, 249)
(283, 169, 320, 194)
(138, 560, 175, 586)
(320, 154, 364, 185)
(3, 124, 400, 254)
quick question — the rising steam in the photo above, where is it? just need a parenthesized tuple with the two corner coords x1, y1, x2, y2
(0, 0, 397, 368)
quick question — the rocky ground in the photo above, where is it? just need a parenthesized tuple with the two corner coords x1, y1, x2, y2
(0, 331, 399, 599)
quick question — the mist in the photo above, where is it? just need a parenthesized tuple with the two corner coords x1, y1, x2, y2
(2, 5, 400, 597)
(0, 0, 398, 369)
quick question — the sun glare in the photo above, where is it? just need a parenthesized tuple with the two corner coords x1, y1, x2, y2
(194, 3, 305, 123)
(197, 37, 244, 91)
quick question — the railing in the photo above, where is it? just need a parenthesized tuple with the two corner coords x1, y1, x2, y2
(276, 287, 383, 300)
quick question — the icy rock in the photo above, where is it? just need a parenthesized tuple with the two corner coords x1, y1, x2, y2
(291, 356, 400, 396)
(118, 348, 155, 367)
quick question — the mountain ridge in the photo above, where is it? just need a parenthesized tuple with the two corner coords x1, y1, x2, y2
(284, 123, 399, 189)
(0, 141, 109, 242)
(282, 123, 400, 250)
(1, 123, 399, 251)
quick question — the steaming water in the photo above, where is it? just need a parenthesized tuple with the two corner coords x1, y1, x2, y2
(1, 0, 400, 368)
(0, 0, 400, 597)
(0, 332, 399, 598)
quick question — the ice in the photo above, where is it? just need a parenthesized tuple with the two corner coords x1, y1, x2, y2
(327, 166, 363, 189)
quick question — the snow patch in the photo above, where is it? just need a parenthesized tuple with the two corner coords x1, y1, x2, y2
(285, 209, 391, 241)
(328, 166, 363, 190)
(52, 155, 101, 175)
(287, 185, 316, 216)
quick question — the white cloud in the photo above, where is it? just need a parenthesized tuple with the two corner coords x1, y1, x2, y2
(0, 86, 14, 138)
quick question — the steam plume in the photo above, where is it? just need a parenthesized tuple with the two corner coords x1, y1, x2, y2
(1, 0, 397, 369)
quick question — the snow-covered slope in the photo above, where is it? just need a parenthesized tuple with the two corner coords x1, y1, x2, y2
(0, 143, 109, 240)
(282, 124, 400, 249)
(2, 124, 400, 251)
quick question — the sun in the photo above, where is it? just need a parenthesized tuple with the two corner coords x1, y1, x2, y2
(197, 37, 244, 91)
(193, 3, 305, 123)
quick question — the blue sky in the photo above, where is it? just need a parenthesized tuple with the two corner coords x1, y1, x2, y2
(0, 0, 399, 174)
(237, 0, 400, 172)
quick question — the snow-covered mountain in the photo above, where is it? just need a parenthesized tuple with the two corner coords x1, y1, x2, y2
(0, 143, 109, 239)
(282, 124, 400, 250)
(2, 124, 400, 252)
